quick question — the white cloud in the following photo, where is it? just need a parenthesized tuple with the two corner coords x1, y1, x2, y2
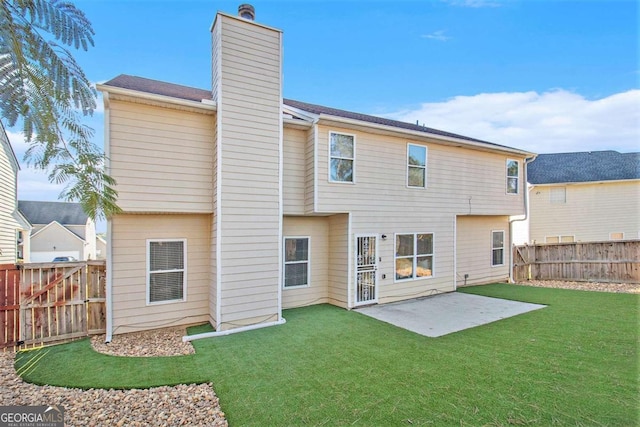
(421, 30, 451, 42)
(386, 89, 640, 154)
(17, 167, 66, 202)
(6, 129, 65, 201)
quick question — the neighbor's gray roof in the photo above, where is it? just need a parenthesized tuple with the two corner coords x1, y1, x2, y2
(18, 201, 88, 225)
(527, 151, 640, 185)
(103, 74, 529, 154)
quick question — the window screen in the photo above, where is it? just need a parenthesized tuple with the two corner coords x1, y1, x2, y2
(148, 240, 185, 303)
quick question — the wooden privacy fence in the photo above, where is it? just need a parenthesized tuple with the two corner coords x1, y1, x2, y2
(0, 265, 20, 350)
(513, 240, 640, 284)
(0, 261, 106, 350)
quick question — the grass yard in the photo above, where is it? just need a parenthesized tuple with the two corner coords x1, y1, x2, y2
(16, 284, 639, 426)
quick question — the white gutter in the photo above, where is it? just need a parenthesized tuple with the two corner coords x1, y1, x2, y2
(509, 156, 537, 283)
(182, 318, 287, 342)
(319, 114, 535, 158)
(95, 84, 217, 112)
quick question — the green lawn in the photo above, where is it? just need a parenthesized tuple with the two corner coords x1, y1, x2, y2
(16, 284, 639, 426)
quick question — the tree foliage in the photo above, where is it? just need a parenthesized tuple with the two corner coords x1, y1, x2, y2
(0, 0, 120, 220)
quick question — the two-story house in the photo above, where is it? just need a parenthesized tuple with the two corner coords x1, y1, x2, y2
(0, 122, 31, 266)
(97, 6, 534, 339)
(526, 151, 639, 243)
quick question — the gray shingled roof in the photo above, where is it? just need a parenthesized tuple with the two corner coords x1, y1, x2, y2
(104, 74, 213, 102)
(18, 201, 88, 225)
(103, 74, 527, 153)
(527, 151, 640, 184)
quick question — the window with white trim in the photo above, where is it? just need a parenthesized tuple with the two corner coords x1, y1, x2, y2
(284, 237, 310, 288)
(407, 144, 427, 188)
(492, 231, 505, 266)
(395, 233, 433, 281)
(550, 187, 566, 204)
(506, 159, 519, 194)
(147, 239, 186, 304)
(545, 235, 574, 243)
(329, 132, 354, 183)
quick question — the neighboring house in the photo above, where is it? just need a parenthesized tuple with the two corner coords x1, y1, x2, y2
(0, 122, 31, 265)
(96, 234, 107, 260)
(96, 6, 535, 338)
(525, 151, 640, 244)
(18, 201, 97, 262)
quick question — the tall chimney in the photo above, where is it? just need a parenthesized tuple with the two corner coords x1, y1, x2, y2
(238, 4, 255, 21)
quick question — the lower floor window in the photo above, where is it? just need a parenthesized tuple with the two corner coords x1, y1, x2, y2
(395, 233, 433, 281)
(284, 237, 310, 288)
(148, 239, 186, 303)
(492, 231, 505, 266)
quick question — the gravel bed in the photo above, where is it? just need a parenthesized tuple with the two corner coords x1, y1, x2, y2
(515, 280, 640, 294)
(90, 326, 195, 357)
(0, 327, 227, 426)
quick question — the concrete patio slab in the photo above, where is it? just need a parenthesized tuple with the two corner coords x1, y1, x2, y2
(355, 292, 546, 337)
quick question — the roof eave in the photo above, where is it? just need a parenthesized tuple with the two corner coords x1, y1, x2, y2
(316, 114, 536, 157)
(529, 178, 640, 186)
(96, 83, 217, 113)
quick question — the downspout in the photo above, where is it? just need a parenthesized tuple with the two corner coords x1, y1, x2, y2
(183, 318, 287, 342)
(508, 156, 537, 283)
(103, 92, 114, 343)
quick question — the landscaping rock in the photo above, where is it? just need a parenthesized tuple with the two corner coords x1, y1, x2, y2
(90, 326, 195, 357)
(0, 326, 227, 426)
(515, 280, 640, 294)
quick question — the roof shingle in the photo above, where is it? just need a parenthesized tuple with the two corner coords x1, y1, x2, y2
(18, 201, 88, 225)
(527, 151, 640, 184)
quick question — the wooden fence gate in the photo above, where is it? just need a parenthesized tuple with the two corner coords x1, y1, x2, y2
(0, 261, 106, 350)
(513, 240, 640, 284)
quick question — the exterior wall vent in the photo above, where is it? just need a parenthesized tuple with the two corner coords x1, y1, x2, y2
(238, 4, 255, 21)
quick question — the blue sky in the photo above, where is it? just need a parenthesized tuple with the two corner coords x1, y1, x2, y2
(6, 0, 639, 223)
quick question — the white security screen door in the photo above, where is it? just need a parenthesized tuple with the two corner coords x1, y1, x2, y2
(355, 235, 377, 305)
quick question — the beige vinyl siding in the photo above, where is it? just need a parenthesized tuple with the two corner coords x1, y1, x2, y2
(305, 126, 316, 213)
(328, 214, 349, 308)
(530, 181, 640, 243)
(283, 127, 306, 214)
(215, 14, 282, 329)
(0, 136, 19, 264)
(110, 214, 211, 334)
(456, 216, 511, 286)
(282, 216, 329, 308)
(211, 18, 221, 103)
(315, 124, 525, 216)
(108, 100, 214, 213)
(311, 125, 524, 305)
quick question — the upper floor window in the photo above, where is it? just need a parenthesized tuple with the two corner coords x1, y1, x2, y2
(147, 239, 186, 304)
(329, 132, 355, 183)
(395, 233, 434, 281)
(407, 144, 427, 188)
(491, 231, 505, 266)
(506, 159, 519, 194)
(550, 187, 566, 204)
(284, 237, 310, 288)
